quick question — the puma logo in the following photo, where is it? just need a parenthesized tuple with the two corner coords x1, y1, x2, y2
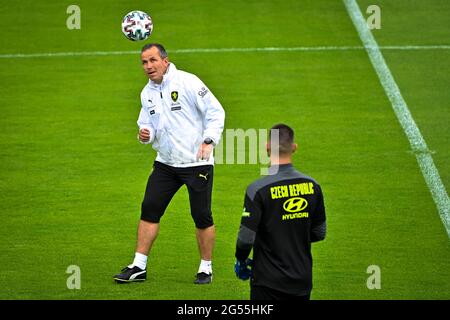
(198, 173, 209, 181)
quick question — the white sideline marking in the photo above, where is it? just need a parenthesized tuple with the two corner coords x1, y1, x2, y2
(344, 0, 450, 239)
(0, 45, 449, 59)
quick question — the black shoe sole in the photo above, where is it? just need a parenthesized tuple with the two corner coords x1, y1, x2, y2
(113, 277, 146, 284)
(194, 275, 213, 285)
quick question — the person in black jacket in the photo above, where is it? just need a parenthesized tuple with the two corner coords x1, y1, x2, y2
(234, 123, 326, 300)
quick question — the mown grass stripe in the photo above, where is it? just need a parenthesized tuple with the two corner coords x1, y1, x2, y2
(344, 0, 450, 238)
(0, 45, 449, 59)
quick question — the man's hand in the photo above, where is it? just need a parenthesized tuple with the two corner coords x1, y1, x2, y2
(234, 258, 253, 280)
(138, 128, 151, 143)
(197, 143, 213, 161)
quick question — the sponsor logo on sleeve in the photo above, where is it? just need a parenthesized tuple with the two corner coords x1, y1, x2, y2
(198, 87, 209, 98)
(242, 207, 251, 218)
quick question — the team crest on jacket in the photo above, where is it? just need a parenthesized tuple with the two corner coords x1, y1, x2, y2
(171, 91, 178, 102)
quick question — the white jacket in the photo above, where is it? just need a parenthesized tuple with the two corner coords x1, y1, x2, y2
(137, 63, 225, 167)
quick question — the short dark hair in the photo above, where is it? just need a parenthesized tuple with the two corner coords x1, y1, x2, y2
(141, 43, 168, 59)
(269, 123, 295, 155)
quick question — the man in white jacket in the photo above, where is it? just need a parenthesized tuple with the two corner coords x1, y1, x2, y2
(114, 43, 225, 285)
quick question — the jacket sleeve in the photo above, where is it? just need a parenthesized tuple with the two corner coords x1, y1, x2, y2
(310, 184, 326, 242)
(188, 75, 225, 145)
(137, 91, 155, 144)
(235, 187, 263, 261)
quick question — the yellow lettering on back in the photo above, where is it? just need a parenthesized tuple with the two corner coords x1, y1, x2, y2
(286, 182, 315, 197)
(270, 187, 277, 199)
(281, 185, 288, 198)
(289, 184, 296, 197)
(271, 185, 291, 199)
(309, 182, 314, 194)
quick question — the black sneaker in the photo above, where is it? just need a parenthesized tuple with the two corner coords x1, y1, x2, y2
(194, 272, 212, 284)
(113, 266, 146, 283)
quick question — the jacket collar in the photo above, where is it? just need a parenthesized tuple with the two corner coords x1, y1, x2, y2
(148, 63, 176, 89)
(268, 163, 294, 175)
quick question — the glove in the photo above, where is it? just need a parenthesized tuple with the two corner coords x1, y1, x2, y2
(234, 258, 253, 280)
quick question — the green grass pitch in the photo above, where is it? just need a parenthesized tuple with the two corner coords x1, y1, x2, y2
(0, 0, 449, 299)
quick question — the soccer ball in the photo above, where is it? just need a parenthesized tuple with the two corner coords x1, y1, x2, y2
(121, 10, 153, 41)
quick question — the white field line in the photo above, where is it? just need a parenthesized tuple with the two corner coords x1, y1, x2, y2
(344, 0, 450, 238)
(0, 45, 449, 59)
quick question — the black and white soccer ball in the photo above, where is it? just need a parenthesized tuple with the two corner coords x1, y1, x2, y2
(121, 10, 153, 41)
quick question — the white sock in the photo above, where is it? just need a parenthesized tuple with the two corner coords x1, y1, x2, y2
(198, 259, 212, 275)
(131, 252, 147, 270)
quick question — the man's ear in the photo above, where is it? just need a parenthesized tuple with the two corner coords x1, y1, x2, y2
(292, 143, 298, 153)
(163, 57, 170, 66)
